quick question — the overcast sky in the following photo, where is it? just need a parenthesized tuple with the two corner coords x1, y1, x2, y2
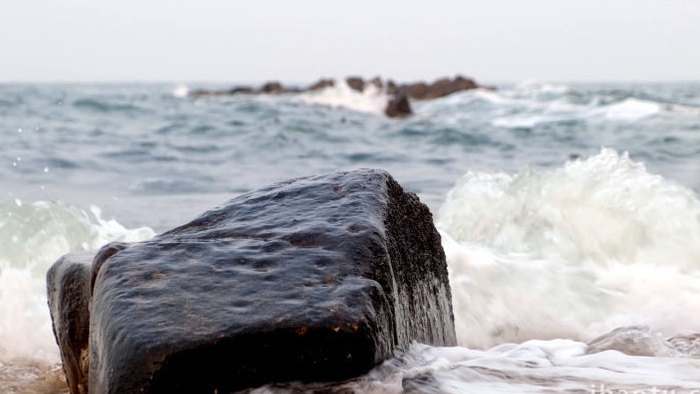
(1, 0, 699, 83)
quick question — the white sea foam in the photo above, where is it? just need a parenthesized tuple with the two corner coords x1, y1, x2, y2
(489, 96, 700, 127)
(491, 114, 557, 129)
(600, 98, 700, 120)
(397, 340, 700, 393)
(437, 148, 700, 348)
(0, 200, 154, 362)
(300, 80, 389, 115)
(601, 98, 662, 121)
(171, 84, 189, 98)
(513, 80, 572, 96)
(254, 340, 700, 393)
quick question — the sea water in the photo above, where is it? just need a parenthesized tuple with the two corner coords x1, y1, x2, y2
(1, 81, 700, 392)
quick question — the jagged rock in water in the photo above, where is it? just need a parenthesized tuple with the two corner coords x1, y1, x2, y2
(259, 81, 285, 93)
(46, 251, 97, 394)
(345, 76, 366, 92)
(385, 90, 412, 118)
(401, 75, 478, 100)
(47, 169, 456, 393)
(401, 82, 429, 100)
(386, 79, 398, 94)
(586, 326, 677, 357)
(307, 78, 335, 91)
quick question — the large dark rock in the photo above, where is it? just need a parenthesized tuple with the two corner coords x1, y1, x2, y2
(48, 169, 456, 393)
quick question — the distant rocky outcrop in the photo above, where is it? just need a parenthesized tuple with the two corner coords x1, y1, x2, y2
(401, 76, 479, 100)
(48, 169, 456, 393)
(191, 75, 487, 118)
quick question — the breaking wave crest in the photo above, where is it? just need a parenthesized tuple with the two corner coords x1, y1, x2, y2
(418, 81, 700, 127)
(0, 200, 154, 363)
(437, 148, 700, 348)
(300, 80, 390, 115)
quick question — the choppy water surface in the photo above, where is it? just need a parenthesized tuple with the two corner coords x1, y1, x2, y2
(1, 81, 700, 393)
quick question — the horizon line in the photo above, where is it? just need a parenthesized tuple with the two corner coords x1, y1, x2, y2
(2, 77, 700, 86)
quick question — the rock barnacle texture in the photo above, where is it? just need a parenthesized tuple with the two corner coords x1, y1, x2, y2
(48, 169, 456, 393)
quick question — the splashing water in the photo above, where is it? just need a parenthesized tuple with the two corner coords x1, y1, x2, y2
(300, 80, 390, 115)
(438, 148, 700, 348)
(0, 200, 154, 363)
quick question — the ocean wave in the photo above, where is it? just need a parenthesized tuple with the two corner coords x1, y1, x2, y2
(73, 98, 145, 113)
(411, 81, 700, 128)
(599, 97, 662, 121)
(438, 148, 700, 348)
(488, 96, 700, 128)
(0, 200, 154, 362)
(512, 80, 572, 96)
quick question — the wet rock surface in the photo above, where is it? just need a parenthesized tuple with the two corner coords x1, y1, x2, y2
(48, 169, 455, 393)
(46, 252, 95, 394)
